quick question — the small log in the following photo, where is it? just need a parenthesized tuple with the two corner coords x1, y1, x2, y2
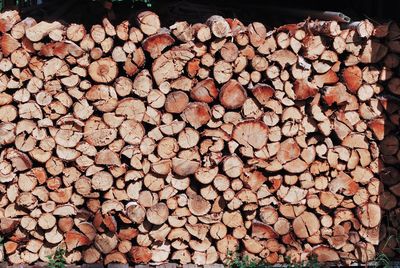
(190, 78, 218, 103)
(188, 195, 211, 216)
(88, 57, 118, 83)
(142, 31, 175, 59)
(293, 79, 318, 100)
(213, 60, 233, 84)
(137, 11, 161, 36)
(0, 10, 21, 33)
(206, 15, 230, 38)
(219, 79, 247, 109)
(147, 203, 169, 225)
(222, 155, 243, 178)
(181, 102, 211, 129)
(292, 211, 320, 238)
(232, 120, 268, 149)
(248, 22, 266, 47)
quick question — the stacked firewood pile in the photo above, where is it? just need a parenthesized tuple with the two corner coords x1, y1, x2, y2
(0, 9, 399, 266)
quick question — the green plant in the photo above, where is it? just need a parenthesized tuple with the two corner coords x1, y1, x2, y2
(132, 0, 152, 7)
(304, 255, 321, 268)
(286, 255, 321, 268)
(374, 233, 400, 268)
(374, 210, 400, 268)
(225, 251, 322, 268)
(47, 248, 66, 268)
(225, 252, 271, 268)
(111, 0, 152, 7)
(0, 236, 4, 246)
(375, 252, 391, 268)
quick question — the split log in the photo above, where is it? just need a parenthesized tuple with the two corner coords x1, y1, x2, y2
(26, 21, 63, 42)
(170, 21, 193, 42)
(181, 102, 211, 129)
(214, 60, 233, 84)
(0, 10, 21, 33)
(142, 32, 174, 59)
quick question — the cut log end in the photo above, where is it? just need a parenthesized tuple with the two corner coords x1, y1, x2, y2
(88, 58, 118, 83)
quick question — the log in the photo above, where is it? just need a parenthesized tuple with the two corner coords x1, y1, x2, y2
(170, 21, 193, 42)
(277, 138, 300, 163)
(357, 203, 381, 228)
(0, 10, 21, 33)
(1, 34, 20, 57)
(206, 16, 230, 38)
(188, 195, 211, 216)
(193, 23, 212, 42)
(293, 79, 318, 100)
(219, 79, 247, 109)
(26, 21, 63, 42)
(181, 102, 211, 129)
(190, 78, 218, 103)
(222, 155, 243, 178)
(221, 42, 239, 63)
(137, 11, 160, 36)
(147, 203, 169, 225)
(88, 57, 118, 83)
(142, 32, 175, 59)
(342, 66, 362, 93)
(213, 60, 233, 84)
(232, 120, 268, 149)
(292, 212, 320, 238)
(130, 246, 152, 264)
(119, 120, 145, 145)
(248, 22, 266, 47)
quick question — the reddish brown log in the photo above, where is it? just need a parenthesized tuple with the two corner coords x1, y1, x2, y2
(219, 79, 247, 109)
